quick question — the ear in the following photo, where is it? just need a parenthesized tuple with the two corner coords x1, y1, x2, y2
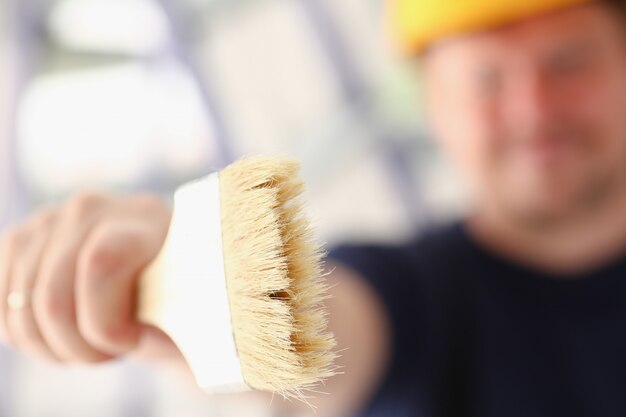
(418, 62, 448, 152)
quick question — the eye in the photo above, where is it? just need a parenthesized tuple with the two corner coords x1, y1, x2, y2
(546, 46, 592, 75)
(473, 65, 502, 96)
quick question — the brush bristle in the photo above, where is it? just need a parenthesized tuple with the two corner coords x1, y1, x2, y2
(219, 155, 337, 400)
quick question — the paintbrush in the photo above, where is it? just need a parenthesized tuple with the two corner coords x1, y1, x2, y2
(137, 155, 337, 400)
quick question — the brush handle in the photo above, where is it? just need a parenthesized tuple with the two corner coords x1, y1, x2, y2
(136, 174, 248, 392)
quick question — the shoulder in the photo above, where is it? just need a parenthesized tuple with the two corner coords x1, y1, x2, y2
(327, 223, 471, 415)
(328, 221, 469, 280)
(327, 221, 472, 327)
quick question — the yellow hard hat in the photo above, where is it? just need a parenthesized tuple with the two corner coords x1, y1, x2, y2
(389, 0, 593, 54)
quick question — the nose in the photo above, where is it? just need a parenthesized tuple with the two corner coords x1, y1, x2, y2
(501, 66, 554, 138)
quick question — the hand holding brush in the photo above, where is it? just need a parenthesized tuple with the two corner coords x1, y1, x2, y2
(0, 156, 337, 401)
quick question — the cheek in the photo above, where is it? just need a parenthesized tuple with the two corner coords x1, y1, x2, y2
(430, 98, 497, 187)
(424, 61, 506, 190)
(600, 81, 626, 150)
(567, 73, 626, 157)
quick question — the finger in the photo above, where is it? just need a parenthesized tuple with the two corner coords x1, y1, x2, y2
(0, 226, 22, 345)
(76, 217, 167, 356)
(33, 193, 113, 363)
(7, 210, 60, 361)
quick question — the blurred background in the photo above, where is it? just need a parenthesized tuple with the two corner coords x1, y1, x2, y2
(0, 0, 466, 416)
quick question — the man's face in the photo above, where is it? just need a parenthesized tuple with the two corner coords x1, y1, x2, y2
(423, 3, 626, 226)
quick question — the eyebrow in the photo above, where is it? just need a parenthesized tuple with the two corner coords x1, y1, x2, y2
(542, 38, 598, 64)
(548, 31, 599, 53)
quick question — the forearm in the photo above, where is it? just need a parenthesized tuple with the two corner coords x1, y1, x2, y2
(130, 264, 391, 417)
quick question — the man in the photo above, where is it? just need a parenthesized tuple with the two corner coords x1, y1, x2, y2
(2, 0, 626, 416)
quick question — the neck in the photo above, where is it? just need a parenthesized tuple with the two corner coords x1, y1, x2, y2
(467, 189, 626, 276)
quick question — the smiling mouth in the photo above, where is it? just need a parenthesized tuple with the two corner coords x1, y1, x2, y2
(511, 136, 580, 168)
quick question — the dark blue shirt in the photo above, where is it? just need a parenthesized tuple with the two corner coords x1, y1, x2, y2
(329, 222, 626, 417)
